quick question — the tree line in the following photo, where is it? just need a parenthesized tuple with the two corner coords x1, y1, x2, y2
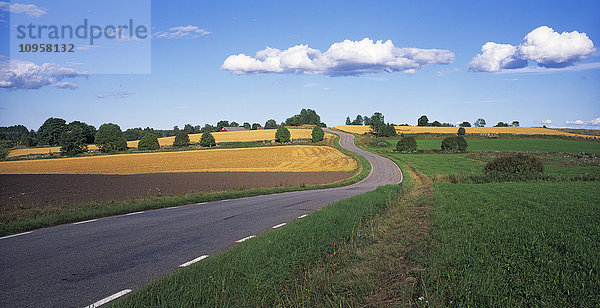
(0, 109, 328, 158)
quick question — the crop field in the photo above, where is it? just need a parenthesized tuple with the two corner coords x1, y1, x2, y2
(414, 138, 600, 153)
(0, 145, 356, 174)
(7, 128, 332, 158)
(334, 125, 595, 137)
(429, 182, 600, 306)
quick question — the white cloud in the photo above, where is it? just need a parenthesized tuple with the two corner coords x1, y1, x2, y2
(468, 42, 527, 72)
(154, 25, 210, 39)
(590, 118, 600, 125)
(565, 118, 600, 128)
(0, 59, 88, 90)
(96, 91, 134, 99)
(565, 120, 585, 125)
(53, 82, 78, 90)
(541, 119, 552, 124)
(519, 26, 595, 68)
(469, 26, 596, 72)
(0, 1, 47, 17)
(222, 38, 454, 76)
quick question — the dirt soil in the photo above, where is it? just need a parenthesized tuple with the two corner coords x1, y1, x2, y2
(0, 172, 352, 208)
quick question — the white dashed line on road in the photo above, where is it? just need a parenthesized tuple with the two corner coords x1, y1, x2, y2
(73, 219, 97, 225)
(179, 255, 209, 267)
(83, 289, 131, 308)
(236, 235, 256, 243)
(124, 211, 144, 216)
(272, 223, 286, 229)
(0, 231, 32, 240)
(298, 214, 308, 219)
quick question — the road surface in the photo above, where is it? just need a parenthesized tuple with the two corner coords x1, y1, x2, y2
(0, 129, 402, 307)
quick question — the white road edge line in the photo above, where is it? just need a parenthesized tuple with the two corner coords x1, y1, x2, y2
(124, 211, 144, 216)
(73, 219, 97, 225)
(165, 206, 181, 210)
(179, 255, 209, 267)
(84, 289, 131, 308)
(236, 235, 256, 243)
(0, 231, 32, 240)
(272, 223, 286, 229)
(298, 214, 308, 219)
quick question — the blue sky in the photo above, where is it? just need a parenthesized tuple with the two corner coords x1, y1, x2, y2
(1, 0, 599, 130)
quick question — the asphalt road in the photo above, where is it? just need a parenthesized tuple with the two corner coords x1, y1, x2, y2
(0, 129, 402, 308)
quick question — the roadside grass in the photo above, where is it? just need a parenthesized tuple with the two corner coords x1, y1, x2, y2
(277, 163, 435, 307)
(114, 184, 405, 307)
(426, 181, 600, 307)
(0, 134, 371, 236)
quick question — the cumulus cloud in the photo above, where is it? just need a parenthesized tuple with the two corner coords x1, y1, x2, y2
(154, 25, 210, 39)
(565, 120, 585, 125)
(0, 59, 88, 90)
(469, 26, 596, 72)
(222, 38, 454, 76)
(468, 42, 527, 72)
(0, 1, 47, 17)
(541, 119, 552, 124)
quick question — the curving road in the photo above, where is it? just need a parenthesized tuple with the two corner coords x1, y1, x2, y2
(0, 129, 402, 308)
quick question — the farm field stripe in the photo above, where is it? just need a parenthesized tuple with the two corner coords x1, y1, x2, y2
(272, 223, 286, 229)
(298, 214, 308, 219)
(179, 255, 209, 267)
(83, 289, 131, 308)
(124, 211, 144, 216)
(72, 219, 97, 225)
(0, 231, 32, 240)
(236, 235, 256, 243)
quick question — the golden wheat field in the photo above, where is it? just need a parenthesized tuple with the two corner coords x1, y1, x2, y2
(333, 125, 594, 137)
(0, 145, 356, 175)
(7, 128, 332, 158)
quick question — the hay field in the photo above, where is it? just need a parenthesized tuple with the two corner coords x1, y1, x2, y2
(0, 145, 356, 175)
(7, 128, 332, 158)
(333, 125, 594, 137)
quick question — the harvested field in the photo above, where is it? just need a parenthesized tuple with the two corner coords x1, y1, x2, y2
(0, 172, 352, 208)
(7, 128, 333, 158)
(0, 145, 356, 174)
(333, 125, 596, 137)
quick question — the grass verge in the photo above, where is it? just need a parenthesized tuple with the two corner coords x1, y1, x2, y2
(0, 134, 370, 236)
(114, 184, 405, 307)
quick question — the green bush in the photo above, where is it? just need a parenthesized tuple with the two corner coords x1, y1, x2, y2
(483, 153, 544, 176)
(311, 126, 324, 142)
(0, 139, 14, 160)
(457, 127, 466, 135)
(138, 133, 160, 151)
(396, 136, 417, 152)
(95, 123, 128, 153)
(199, 132, 216, 147)
(173, 131, 190, 147)
(275, 127, 291, 143)
(60, 126, 88, 156)
(441, 136, 468, 152)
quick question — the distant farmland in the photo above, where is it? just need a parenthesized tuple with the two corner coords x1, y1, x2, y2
(333, 125, 596, 137)
(7, 128, 333, 158)
(0, 145, 356, 174)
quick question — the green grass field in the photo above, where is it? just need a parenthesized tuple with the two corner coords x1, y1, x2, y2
(428, 181, 600, 307)
(374, 136, 600, 153)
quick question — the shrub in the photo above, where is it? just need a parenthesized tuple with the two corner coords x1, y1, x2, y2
(457, 127, 466, 135)
(396, 136, 417, 152)
(173, 131, 190, 147)
(138, 133, 160, 151)
(95, 123, 128, 153)
(60, 126, 88, 156)
(311, 126, 324, 142)
(0, 139, 14, 160)
(441, 136, 468, 152)
(199, 132, 216, 147)
(275, 127, 291, 143)
(483, 153, 544, 176)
